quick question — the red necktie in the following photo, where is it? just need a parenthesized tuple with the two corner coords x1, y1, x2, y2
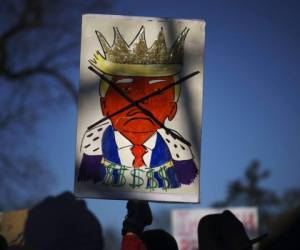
(131, 145, 147, 168)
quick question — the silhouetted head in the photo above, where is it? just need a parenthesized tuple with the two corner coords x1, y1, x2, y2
(141, 229, 178, 250)
(259, 206, 300, 250)
(23, 192, 103, 250)
(198, 210, 266, 250)
(0, 234, 8, 250)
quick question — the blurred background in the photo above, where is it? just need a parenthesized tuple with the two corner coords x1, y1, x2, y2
(0, 0, 300, 249)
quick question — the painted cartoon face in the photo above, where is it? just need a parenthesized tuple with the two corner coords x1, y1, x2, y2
(101, 76, 177, 134)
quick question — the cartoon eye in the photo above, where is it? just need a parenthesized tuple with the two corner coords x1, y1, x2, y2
(122, 87, 132, 93)
(154, 88, 162, 94)
(116, 78, 134, 84)
(149, 79, 166, 84)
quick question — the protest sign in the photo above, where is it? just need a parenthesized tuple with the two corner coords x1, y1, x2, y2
(75, 14, 205, 202)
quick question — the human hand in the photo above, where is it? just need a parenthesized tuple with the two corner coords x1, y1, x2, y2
(122, 200, 152, 237)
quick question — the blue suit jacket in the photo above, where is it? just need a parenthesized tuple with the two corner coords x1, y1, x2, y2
(78, 125, 198, 189)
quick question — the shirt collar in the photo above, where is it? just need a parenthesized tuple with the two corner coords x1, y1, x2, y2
(114, 131, 157, 151)
(143, 133, 157, 150)
(114, 131, 132, 149)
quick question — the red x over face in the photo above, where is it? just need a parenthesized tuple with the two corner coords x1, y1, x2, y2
(101, 76, 177, 144)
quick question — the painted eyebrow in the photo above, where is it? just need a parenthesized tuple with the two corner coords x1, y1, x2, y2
(115, 78, 134, 84)
(149, 79, 166, 84)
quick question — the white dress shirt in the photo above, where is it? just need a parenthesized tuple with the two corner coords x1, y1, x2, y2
(114, 131, 157, 167)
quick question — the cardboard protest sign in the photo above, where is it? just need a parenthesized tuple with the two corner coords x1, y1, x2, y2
(0, 209, 28, 246)
(171, 207, 259, 250)
(75, 14, 205, 202)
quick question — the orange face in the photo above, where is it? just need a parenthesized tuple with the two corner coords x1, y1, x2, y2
(101, 76, 177, 136)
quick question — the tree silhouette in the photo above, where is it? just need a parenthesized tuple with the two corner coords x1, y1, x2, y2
(0, 0, 112, 210)
(212, 160, 280, 233)
(279, 188, 300, 211)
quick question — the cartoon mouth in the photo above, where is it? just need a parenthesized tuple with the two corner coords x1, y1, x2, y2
(123, 117, 155, 126)
(127, 108, 145, 116)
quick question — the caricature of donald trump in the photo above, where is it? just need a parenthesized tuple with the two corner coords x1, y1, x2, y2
(78, 26, 198, 190)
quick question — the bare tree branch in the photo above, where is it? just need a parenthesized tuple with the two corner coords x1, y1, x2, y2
(0, 0, 113, 210)
(39, 67, 77, 102)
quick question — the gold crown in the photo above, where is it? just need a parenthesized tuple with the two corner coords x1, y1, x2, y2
(89, 26, 189, 77)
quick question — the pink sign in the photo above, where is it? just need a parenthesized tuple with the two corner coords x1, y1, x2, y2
(171, 207, 259, 250)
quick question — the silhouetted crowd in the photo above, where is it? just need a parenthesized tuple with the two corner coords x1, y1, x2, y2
(0, 192, 299, 250)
